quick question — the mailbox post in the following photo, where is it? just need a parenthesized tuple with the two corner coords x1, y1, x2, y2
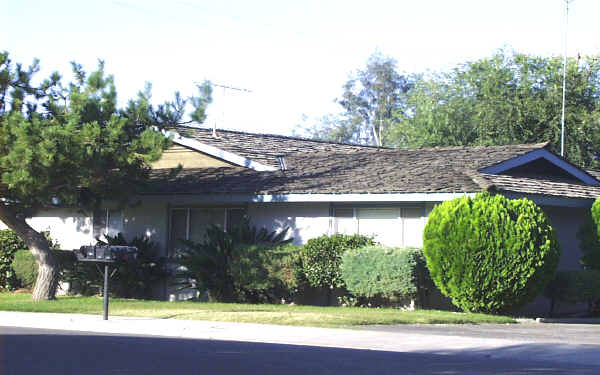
(73, 245, 137, 320)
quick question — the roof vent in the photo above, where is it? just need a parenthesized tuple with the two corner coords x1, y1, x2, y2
(277, 155, 287, 171)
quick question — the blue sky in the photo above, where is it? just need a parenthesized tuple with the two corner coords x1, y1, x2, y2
(2, 0, 599, 135)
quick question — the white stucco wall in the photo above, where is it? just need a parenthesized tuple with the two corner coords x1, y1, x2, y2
(0, 209, 94, 250)
(247, 202, 332, 245)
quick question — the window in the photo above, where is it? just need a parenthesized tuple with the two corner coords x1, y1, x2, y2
(333, 206, 425, 247)
(93, 209, 123, 240)
(168, 207, 245, 256)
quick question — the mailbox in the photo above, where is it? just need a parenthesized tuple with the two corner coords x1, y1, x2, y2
(75, 245, 138, 263)
(73, 244, 138, 320)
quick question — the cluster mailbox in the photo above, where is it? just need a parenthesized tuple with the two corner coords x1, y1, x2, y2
(75, 245, 138, 263)
(73, 245, 138, 320)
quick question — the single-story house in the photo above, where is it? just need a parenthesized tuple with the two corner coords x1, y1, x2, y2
(3, 125, 600, 311)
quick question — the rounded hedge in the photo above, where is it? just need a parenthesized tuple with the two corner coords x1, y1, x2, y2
(301, 234, 374, 289)
(0, 229, 26, 290)
(423, 192, 560, 314)
(341, 246, 431, 303)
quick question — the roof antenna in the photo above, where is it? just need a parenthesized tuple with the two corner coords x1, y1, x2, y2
(210, 82, 253, 133)
(561, 0, 574, 157)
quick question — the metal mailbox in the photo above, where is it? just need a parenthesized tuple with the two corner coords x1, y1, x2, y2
(75, 245, 138, 263)
(73, 245, 138, 320)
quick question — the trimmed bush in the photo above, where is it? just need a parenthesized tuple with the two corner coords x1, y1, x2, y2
(300, 234, 375, 290)
(423, 192, 560, 314)
(11, 250, 37, 288)
(0, 229, 25, 290)
(0, 229, 61, 291)
(341, 246, 432, 306)
(12, 249, 76, 290)
(232, 242, 302, 303)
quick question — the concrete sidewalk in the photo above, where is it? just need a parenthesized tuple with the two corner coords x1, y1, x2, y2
(1, 311, 599, 368)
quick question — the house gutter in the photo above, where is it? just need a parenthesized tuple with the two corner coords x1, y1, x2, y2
(139, 192, 477, 204)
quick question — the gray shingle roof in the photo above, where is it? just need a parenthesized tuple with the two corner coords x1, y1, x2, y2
(150, 127, 589, 197)
(174, 125, 383, 169)
(480, 173, 600, 200)
(146, 126, 600, 200)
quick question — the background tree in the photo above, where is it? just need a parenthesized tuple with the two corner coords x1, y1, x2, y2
(299, 52, 413, 146)
(389, 49, 600, 168)
(0, 52, 211, 301)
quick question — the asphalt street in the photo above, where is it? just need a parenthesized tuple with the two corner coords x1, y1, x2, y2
(360, 322, 600, 346)
(0, 326, 598, 375)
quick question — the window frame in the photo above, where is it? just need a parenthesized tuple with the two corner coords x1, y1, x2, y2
(332, 204, 426, 247)
(167, 206, 246, 256)
(92, 208, 123, 241)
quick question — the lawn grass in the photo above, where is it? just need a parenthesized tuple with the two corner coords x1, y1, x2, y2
(0, 293, 515, 328)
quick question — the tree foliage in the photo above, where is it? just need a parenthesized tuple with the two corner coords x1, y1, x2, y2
(423, 192, 560, 314)
(0, 51, 210, 300)
(298, 52, 412, 146)
(389, 49, 600, 168)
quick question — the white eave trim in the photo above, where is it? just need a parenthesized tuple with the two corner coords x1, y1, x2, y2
(142, 192, 476, 203)
(479, 149, 600, 186)
(161, 129, 277, 172)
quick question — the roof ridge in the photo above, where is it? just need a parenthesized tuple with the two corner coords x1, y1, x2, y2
(173, 124, 391, 150)
(396, 142, 549, 152)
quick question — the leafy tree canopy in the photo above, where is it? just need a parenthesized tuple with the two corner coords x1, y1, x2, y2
(297, 52, 413, 146)
(389, 49, 600, 168)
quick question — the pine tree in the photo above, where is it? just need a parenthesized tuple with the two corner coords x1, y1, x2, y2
(0, 52, 210, 300)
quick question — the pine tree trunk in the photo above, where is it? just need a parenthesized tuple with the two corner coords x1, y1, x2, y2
(0, 205, 59, 300)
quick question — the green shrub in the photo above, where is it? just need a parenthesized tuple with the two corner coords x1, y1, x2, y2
(12, 249, 76, 290)
(545, 270, 600, 315)
(232, 242, 302, 303)
(0, 229, 61, 291)
(64, 233, 169, 299)
(577, 215, 600, 270)
(11, 250, 36, 288)
(300, 234, 375, 290)
(341, 246, 432, 306)
(579, 198, 600, 271)
(423, 192, 560, 314)
(174, 218, 292, 303)
(0, 229, 25, 290)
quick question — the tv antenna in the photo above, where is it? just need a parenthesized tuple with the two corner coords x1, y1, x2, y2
(199, 82, 253, 134)
(560, 0, 574, 157)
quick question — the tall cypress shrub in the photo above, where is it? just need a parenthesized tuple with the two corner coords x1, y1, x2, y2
(423, 192, 560, 314)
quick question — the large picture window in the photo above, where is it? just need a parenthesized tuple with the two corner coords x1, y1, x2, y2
(168, 207, 245, 256)
(93, 209, 123, 241)
(333, 206, 425, 247)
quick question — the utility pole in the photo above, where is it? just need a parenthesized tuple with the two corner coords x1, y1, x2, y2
(561, 0, 574, 157)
